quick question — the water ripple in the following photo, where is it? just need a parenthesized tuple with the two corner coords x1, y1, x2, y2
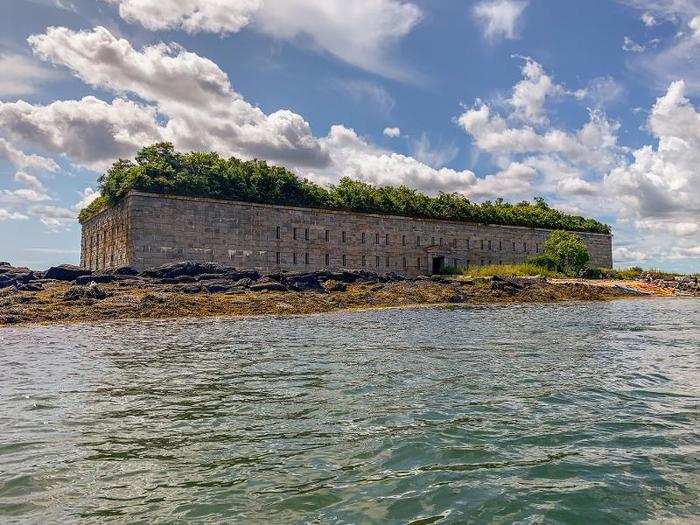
(1, 298, 698, 523)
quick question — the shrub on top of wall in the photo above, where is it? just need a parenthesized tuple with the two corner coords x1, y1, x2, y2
(79, 142, 611, 234)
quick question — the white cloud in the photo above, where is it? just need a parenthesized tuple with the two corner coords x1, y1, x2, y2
(14, 171, 47, 194)
(0, 137, 60, 172)
(0, 209, 29, 221)
(468, 162, 536, 198)
(331, 79, 395, 117)
(29, 26, 329, 168)
(410, 133, 459, 169)
(641, 12, 657, 26)
(74, 187, 100, 210)
(0, 53, 58, 97)
(0, 96, 164, 170)
(623, 36, 645, 52)
(606, 80, 699, 231)
(103, 0, 423, 79)
(383, 127, 401, 138)
(472, 0, 528, 42)
(508, 57, 564, 123)
(620, 1, 700, 93)
(29, 204, 75, 229)
(316, 125, 476, 193)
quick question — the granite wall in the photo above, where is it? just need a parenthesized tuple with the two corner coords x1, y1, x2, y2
(80, 191, 613, 274)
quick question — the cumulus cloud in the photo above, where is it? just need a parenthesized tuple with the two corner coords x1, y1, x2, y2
(641, 12, 657, 26)
(472, 0, 528, 41)
(28, 26, 329, 168)
(103, 0, 423, 79)
(623, 36, 645, 52)
(316, 125, 476, 193)
(0, 137, 60, 172)
(410, 133, 459, 169)
(0, 96, 163, 170)
(606, 80, 699, 234)
(0, 53, 58, 97)
(74, 187, 100, 210)
(508, 57, 565, 123)
(383, 127, 401, 138)
(0, 209, 29, 221)
(620, 1, 700, 93)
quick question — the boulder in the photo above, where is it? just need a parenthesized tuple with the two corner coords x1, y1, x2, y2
(16, 282, 43, 292)
(249, 277, 287, 292)
(101, 266, 139, 276)
(45, 264, 91, 281)
(232, 277, 255, 288)
(75, 274, 119, 285)
(63, 282, 107, 301)
(158, 275, 197, 284)
(323, 279, 347, 292)
(205, 281, 233, 293)
(139, 261, 233, 279)
(0, 274, 16, 289)
(281, 272, 325, 292)
(224, 269, 261, 281)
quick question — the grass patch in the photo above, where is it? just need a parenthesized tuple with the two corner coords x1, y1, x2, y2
(443, 263, 566, 279)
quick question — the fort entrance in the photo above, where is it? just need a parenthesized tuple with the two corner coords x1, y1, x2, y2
(431, 256, 445, 275)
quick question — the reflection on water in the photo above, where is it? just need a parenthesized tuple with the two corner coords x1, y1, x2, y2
(1, 299, 699, 523)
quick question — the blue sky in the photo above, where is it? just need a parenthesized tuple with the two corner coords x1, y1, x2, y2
(1, 0, 699, 271)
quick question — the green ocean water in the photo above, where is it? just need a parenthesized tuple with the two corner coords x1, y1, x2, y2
(1, 299, 698, 524)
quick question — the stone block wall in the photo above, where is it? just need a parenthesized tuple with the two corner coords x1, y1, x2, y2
(80, 198, 132, 270)
(80, 191, 613, 274)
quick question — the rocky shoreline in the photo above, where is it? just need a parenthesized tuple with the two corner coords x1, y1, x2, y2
(0, 261, 696, 326)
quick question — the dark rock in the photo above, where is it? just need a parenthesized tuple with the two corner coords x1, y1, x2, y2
(158, 275, 197, 284)
(489, 275, 523, 294)
(250, 277, 288, 292)
(225, 269, 261, 281)
(232, 277, 254, 288)
(75, 274, 119, 285)
(195, 273, 225, 281)
(177, 284, 202, 294)
(16, 282, 43, 292)
(0, 314, 19, 324)
(323, 279, 347, 292)
(281, 272, 325, 292)
(448, 294, 467, 303)
(112, 266, 139, 276)
(205, 281, 233, 293)
(0, 275, 16, 289)
(45, 264, 91, 281)
(140, 261, 233, 279)
(63, 283, 107, 301)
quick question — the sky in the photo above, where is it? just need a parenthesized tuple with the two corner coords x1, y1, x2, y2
(0, 0, 698, 272)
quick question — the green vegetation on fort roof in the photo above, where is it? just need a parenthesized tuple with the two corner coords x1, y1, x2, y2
(79, 142, 611, 234)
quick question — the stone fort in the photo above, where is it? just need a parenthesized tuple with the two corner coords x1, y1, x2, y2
(80, 191, 613, 276)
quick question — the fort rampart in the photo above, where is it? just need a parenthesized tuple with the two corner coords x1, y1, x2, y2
(80, 191, 613, 275)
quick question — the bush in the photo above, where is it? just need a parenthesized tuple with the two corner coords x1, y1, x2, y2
(543, 230, 590, 276)
(79, 143, 611, 235)
(527, 254, 559, 271)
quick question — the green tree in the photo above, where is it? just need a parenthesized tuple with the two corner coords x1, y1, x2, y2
(544, 230, 591, 275)
(79, 143, 612, 236)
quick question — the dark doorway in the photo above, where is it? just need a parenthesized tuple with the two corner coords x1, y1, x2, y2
(431, 256, 445, 275)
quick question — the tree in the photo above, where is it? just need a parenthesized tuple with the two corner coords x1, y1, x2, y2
(79, 143, 612, 235)
(544, 230, 590, 275)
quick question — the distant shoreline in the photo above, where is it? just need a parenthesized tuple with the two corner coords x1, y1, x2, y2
(2, 265, 691, 327)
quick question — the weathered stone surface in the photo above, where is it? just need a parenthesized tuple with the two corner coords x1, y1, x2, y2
(46, 264, 91, 281)
(64, 283, 107, 301)
(158, 275, 197, 284)
(281, 272, 325, 292)
(205, 281, 232, 293)
(75, 274, 119, 285)
(140, 261, 233, 279)
(16, 282, 43, 292)
(81, 191, 614, 274)
(249, 277, 287, 292)
(323, 280, 347, 292)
